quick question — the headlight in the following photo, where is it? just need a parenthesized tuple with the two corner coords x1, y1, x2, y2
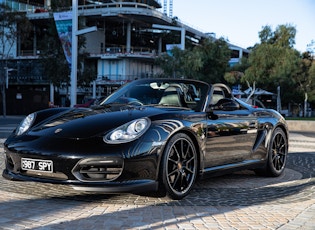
(104, 118, 151, 144)
(16, 113, 36, 136)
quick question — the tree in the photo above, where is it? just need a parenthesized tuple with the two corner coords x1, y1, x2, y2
(306, 40, 315, 56)
(193, 38, 230, 83)
(292, 51, 315, 115)
(0, 4, 32, 117)
(39, 20, 70, 87)
(155, 46, 187, 78)
(224, 57, 250, 85)
(39, 18, 96, 88)
(259, 24, 296, 48)
(308, 60, 315, 103)
(242, 24, 302, 106)
(50, 0, 72, 11)
(155, 37, 230, 83)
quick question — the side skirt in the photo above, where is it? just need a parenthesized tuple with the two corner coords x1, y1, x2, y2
(199, 159, 265, 179)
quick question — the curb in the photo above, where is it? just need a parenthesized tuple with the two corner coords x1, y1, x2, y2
(286, 120, 315, 132)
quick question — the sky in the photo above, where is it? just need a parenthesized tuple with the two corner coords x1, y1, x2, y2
(170, 0, 315, 52)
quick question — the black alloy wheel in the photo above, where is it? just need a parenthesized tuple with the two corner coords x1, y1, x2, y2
(270, 128, 288, 174)
(161, 133, 198, 200)
(256, 127, 288, 177)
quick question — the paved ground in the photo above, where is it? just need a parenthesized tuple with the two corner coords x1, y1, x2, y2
(0, 116, 23, 138)
(0, 117, 314, 229)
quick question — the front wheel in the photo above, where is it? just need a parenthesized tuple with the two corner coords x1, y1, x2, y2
(255, 127, 288, 177)
(160, 133, 198, 200)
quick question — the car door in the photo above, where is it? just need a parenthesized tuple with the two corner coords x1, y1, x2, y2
(204, 84, 258, 168)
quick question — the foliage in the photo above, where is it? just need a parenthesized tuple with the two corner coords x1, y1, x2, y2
(0, 3, 32, 116)
(224, 71, 244, 85)
(294, 52, 315, 102)
(244, 43, 300, 87)
(241, 24, 312, 105)
(39, 18, 96, 87)
(38, 20, 70, 87)
(224, 57, 249, 85)
(50, 0, 72, 11)
(306, 40, 315, 56)
(258, 24, 296, 48)
(0, 3, 32, 58)
(155, 46, 185, 78)
(156, 37, 230, 83)
(77, 54, 97, 86)
(224, 24, 315, 108)
(193, 38, 231, 83)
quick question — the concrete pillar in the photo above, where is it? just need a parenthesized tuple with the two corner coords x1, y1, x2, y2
(70, 0, 78, 107)
(126, 22, 131, 53)
(158, 37, 162, 54)
(50, 83, 54, 105)
(33, 25, 37, 56)
(92, 81, 96, 98)
(181, 28, 185, 50)
(45, 0, 51, 9)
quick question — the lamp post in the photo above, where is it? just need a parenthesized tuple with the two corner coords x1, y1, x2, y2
(70, 0, 78, 107)
(70, 0, 97, 107)
(1, 67, 16, 118)
(1, 70, 6, 118)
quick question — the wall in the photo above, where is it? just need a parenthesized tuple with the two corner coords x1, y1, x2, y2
(286, 120, 315, 132)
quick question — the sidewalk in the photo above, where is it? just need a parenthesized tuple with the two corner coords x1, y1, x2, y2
(286, 120, 315, 133)
(289, 132, 315, 153)
(0, 118, 314, 229)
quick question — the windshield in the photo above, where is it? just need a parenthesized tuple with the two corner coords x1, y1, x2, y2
(100, 79, 210, 112)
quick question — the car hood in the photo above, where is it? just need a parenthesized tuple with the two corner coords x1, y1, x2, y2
(28, 106, 181, 139)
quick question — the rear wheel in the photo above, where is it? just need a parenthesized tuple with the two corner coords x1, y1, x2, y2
(160, 133, 198, 200)
(255, 127, 288, 177)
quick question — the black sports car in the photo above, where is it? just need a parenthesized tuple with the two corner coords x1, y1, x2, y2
(3, 78, 289, 200)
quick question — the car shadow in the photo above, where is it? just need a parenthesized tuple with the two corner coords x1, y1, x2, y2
(0, 179, 314, 229)
(0, 151, 314, 229)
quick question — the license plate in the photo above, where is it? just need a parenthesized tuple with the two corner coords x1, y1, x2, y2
(21, 158, 53, 173)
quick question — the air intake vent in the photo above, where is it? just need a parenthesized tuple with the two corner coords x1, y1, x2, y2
(72, 157, 123, 182)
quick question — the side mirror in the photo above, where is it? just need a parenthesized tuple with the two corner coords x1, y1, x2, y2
(221, 101, 240, 111)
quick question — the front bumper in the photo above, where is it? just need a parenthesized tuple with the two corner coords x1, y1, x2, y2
(3, 134, 162, 194)
(2, 168, 158, 193)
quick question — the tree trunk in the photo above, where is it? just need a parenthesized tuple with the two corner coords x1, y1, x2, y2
(304, 92, 308, 117)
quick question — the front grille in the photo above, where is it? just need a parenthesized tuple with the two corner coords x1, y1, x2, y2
(72, 157, 123, 182)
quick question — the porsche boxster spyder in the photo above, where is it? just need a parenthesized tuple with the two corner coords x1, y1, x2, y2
(3, 78, 289, 200)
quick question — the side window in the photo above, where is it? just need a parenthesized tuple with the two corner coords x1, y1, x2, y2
(210, 84, 242, 111)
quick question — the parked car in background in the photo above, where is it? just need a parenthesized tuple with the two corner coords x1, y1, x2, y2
(3, 78, 289, 200)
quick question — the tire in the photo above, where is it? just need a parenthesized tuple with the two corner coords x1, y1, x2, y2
(255, 127, 288, 177)
(160, 133, 198, 200)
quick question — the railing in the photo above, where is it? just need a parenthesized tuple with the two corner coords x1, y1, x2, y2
(26, 2, 160, 15)
(89, 44, 157, 57)
(77, 2, 157, 11)
(20, 44, 158, 58)
(8, 74, 49, 84)
(94, 74, 156, 88)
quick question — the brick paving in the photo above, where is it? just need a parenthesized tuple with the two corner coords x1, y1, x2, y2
(0, 133, 314, 230)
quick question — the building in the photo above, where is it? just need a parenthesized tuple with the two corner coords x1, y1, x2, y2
(0, 0, 249, 115)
